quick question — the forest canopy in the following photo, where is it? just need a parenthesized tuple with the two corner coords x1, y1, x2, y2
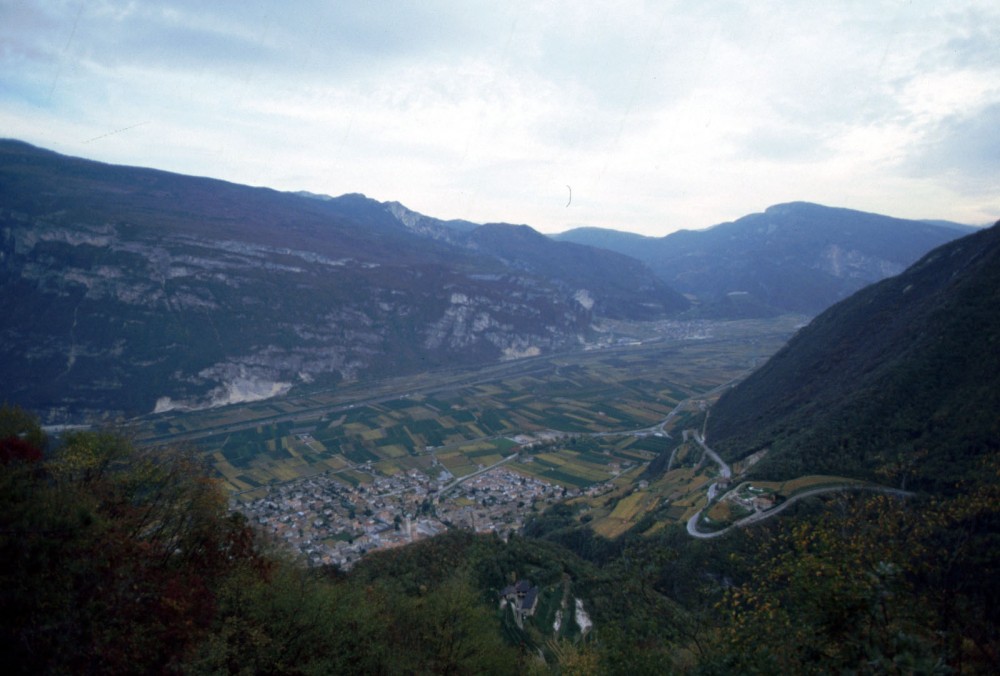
(3, 405, 999, 674)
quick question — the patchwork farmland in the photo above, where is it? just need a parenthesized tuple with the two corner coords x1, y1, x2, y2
(134, 317, 803, 501)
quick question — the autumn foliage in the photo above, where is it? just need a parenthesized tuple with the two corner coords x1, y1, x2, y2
(0, 407, 522, 674)
(3, 403, 999, 673)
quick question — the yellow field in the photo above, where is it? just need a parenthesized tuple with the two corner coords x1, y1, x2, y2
(403, 428, 421, 446)
(375, 460, 402, 476)
(680, 497, 707, 522)
(670, 475, 712, 505)
(282, 439, 305, 458)
(377, 444, 408, 458)
(404, 406, 437, 420)
(270, 465, 304, 482)
(592, 518, 630, 539)
(214, 460, 241, 483)
(650, 467, 697, 494)
(617, 449, 653, 461)
(361, 428, 385, 441)
(706, 500, 734, 522)
(616, 404, 662, 420)
(238, 487, 268, 500)
(644, 520, 668, 535)
(322, 456, 349, 471)
(592, 492, 659, 539)
(609, 492, 647, 521)
(439, 454, 473, 471)
(613, 465, 647, 485)
(305, 438, 327, 453)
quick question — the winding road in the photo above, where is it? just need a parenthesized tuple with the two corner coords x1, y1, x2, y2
(686, 483, 915, 538)
(684, 432, 914, 539)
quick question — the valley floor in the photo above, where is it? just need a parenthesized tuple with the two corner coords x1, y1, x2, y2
(128, 315, 876, 566)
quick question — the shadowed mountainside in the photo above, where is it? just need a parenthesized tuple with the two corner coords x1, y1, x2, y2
(0, 139, 684, 422)
(705, 222, 1000, 492)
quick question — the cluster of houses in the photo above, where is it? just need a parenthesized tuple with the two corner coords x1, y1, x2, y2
(727, 484, 781, 513)
(237, 462, 566, 569)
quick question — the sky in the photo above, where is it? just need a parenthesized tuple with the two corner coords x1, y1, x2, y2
(2, 1, 998, 237)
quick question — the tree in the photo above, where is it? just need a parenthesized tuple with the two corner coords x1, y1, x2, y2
(707, 487, 1000, 674)
(0, 404, 46, 463)
(390, 572, 522, 674)
(0, 423, 265, 674)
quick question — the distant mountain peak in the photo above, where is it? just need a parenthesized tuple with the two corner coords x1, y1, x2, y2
(762, 200, 826, 214)
(293, 190, 334, 201)
(557, 203, 974, 317)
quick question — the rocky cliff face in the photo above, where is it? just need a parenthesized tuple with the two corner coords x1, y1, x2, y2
(1, 140, 671, 423)
(1, 207, 593, 421)
(814, 243, 904, 281)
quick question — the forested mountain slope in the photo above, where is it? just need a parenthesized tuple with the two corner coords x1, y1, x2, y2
(706, 222, 1000, 491)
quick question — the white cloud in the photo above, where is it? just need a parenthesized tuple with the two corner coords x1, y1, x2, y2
(908, 102, 1000, 183)
(1, 0, 998, 235)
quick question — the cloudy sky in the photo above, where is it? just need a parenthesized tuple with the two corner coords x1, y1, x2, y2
(3, 1, 998, 236)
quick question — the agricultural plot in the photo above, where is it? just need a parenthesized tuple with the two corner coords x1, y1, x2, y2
(575, 463, 721, 536)
(509, 441, 647, 490)
(592, 491, 661, 539)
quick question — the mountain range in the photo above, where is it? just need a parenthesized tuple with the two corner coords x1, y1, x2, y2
(0, 139, 974, 423)
(556, 203, 974, 316)
(0, 140, 686, 423)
